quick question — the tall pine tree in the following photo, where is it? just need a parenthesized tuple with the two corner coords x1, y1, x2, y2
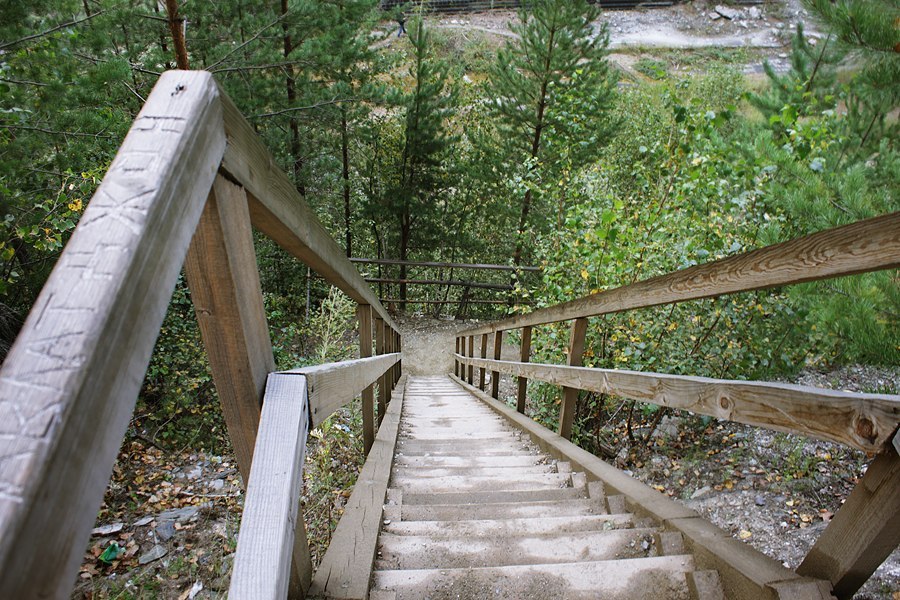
(485, 0, 617, 268)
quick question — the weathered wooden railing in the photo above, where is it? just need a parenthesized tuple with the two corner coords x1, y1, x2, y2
(0, 71, 401, 599)
(455, 212, 900, 600)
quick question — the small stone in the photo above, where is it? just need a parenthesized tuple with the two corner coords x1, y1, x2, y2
(186, 465, 203, 480)
(155, 521, 176, 542)
(755, 495, 766, 506)
(139, 544, 168, 565)
(133, 516, 154, 527)
(691, 486, 712, 499)
(209, 479, 225, 491)
(709, 11, 722, 20)
(748, 6, 761, 19)
(91, 523, 124, 536)
(715, 5, 741, 20)
(383, 520, 391, 525)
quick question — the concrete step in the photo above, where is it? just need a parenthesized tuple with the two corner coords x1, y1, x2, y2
(375, 528, 663, 569)
(394, 454, 545, 468)
(399, 498, 606, 521)
(392, 472, 571, 493)
(397, 486, 588, 506)
(371, 555, 697, 600)
(392, 464, 559, 478)
(382, 514, 636, 537)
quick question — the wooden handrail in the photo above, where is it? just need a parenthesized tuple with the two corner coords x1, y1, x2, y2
(455, 355, 900, 454)
(460, 211, 900, 336)
(0, 70, 403, 599)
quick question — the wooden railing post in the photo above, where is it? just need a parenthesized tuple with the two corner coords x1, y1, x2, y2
(460, 336, 466, 378)
(455, 337, 461, 377)
(357, 304, 375, 454)
(491, 330, 503, 399)
(185, 175, 275, 482)
(479, 333, 488, 390)
(467, 334, 475, 384)
(797, 443, 900, 599)
(558, 318, 588, 440)
(375, 317, 387, 423)
(516, 326, 532, 413)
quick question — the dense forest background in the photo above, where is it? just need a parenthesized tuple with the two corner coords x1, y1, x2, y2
(0, 0, 897, 453)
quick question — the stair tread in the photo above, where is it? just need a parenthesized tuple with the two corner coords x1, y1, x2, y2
(375, 528, 663, 569)
(399, 498, 606, 521)
(382, 514, 635, 537)
(395, 486, 587, 506)
(372, 555, 697, 600)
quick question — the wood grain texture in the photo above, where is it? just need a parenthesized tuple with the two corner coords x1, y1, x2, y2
(455, 356, 900, 453)
(217, 87, 397, 333)
(479, 333, 488, 390)
(308, 376, 407, 600)
(0, 70, 225, 599)
(517, 326, 532, 414)
(797, 446, 900, 599)
(285, 354, 400, 428)
(461, 212, 900, 336)
(185, 176, 274, 481)
(229, 373, 311, 600)
(491, 331, 503, 399)
(375, 317, 388, 422)
(358, 305, 375, 455)
(451, 375, 831, 600)
(558, 318, 588, 440)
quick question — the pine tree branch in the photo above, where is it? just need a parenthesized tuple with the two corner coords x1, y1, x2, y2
(0, 9, 108, 51)
(0, 124, 115, 139)
(251, 97, 360, 119)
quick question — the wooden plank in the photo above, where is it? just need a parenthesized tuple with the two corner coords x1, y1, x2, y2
(452, 375, 832, 600)
(308, 376, 407, 600)
(797, 444, 900, 599)
(461, 212, 900, 335)
(185, 176, 274, 481)
(558, 318, 588, 440)
(455, 356, 900, 453)
(0, 70, 225, 599)
(366, 278, 514, 291)
(350, 257, 541, 272)
(358, 305, 375, 454)
(217, 87, 397, 332)
(491, 330, 503, 399)
(517, 326, 532, 413)
(375, 317, 388, 423)
(467, 335, 474, 384)
(284, 354, 400, 428)
(479, 333, 488, 390)
(229, 373, 311, 600)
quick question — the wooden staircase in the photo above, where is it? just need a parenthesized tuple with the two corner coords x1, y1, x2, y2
(368, 376, 723, 600)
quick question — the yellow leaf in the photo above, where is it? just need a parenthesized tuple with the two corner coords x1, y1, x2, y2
(739, 530, 752, 540)
(580, 269, 589, 280)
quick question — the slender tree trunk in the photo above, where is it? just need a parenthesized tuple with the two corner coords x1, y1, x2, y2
(155, 1, 172, 70)
(164, 0, 190, 69)
(399, 212, 411, 308)
(341, 108, 352, 257)
(281, 0, 305, 196)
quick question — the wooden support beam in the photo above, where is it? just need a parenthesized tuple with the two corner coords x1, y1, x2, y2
(285, 354, 400, 428)
(229, 373, 311, 599)
(218, 88, 397, 332)
(185, 176, 274, 482)
(517, 326, 532, 414)
(357, 305, 375, 455)
(467, 334, 474, 384)
(308, 377, 407, 599)
(559, 318, 588, 440)
(454, 356, 900, 454)
(460, 336, 466, 380)
(479, 333, 488, 390)
(491, 330, 503, 399)
(455, 337, 461, 378)
(797, 444, 900, 599)
(461, 212, 900, 336)
(351, 257, 541, 272)
(375, 317, 387, 423)
(0, 70, 225, 600)
(366, 278, 514, 291)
